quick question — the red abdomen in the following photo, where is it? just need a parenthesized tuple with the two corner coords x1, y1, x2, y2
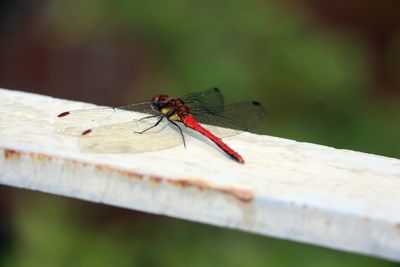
(183, 115, 244, 163)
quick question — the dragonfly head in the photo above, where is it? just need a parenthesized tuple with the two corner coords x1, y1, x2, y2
(151, 94, 169, 112)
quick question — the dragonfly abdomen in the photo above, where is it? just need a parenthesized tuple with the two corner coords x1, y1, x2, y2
(183, 115, 244, 163)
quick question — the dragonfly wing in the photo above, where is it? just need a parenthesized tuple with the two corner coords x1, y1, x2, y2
(191, 101, 266, 132)
(54, 102, 156, 136)
(198, 124, 243, 138)
(183, 87, 225, 112)
(78, 119, 185, 153)
(116, 101, 158, 115)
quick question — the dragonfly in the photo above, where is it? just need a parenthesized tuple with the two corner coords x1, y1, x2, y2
(54, 88, 266, 163)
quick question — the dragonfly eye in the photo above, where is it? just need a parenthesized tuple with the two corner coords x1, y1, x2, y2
(151, 94, 168, 111)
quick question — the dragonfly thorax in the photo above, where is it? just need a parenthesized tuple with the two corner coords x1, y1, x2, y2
(151, 95, 191, 121)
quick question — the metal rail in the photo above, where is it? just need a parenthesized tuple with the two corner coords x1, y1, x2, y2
(0, 88, 399, 261)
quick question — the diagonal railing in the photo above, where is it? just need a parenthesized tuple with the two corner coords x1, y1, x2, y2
(0, 88, 399, 261)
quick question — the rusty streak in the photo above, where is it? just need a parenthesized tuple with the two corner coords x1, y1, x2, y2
(94, 163, 253, 202)
(4, 149, 20, 160)
(168, 178, 253, 202)
(1, 147, 253, 203)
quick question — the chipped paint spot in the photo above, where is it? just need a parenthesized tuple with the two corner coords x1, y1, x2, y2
(1, 146, 253, 203)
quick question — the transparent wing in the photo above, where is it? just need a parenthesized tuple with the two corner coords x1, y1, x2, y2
(183, 87, 225, 113)
(198, 124, 243, 139)
(116, 101, 158, 115)
(191, 101, 266, 132)
(182, 88, 266, 133)
(78, 118, 186, 153)
(54, 102, 156, 136)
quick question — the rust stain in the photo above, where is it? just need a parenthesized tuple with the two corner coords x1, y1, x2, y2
(35, 152, 51, 161)
(1, 146, 253, 203)
(90, 159, 253, 202)
(169, 178, 208, 191)
(168, 178, 253, 202)
(217, 186, 253, 202)
(114, 170, 253, 202)
(149, 176, 162, 184)
(4, 149, 21, 159)
(94, 167, 253, 202)
(94, 164, 145, 180)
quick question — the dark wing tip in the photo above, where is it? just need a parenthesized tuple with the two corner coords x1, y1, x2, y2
(252, 101, 261, 106)
(82, 129, 92, 136)
(57, 111, 70, 117)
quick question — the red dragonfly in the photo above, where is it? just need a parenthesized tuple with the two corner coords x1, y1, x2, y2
(54, 88, 265, 163)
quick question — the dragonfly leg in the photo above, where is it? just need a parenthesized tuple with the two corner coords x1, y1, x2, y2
(167, 118, 186, 148)
(135, 116, 164, 134)
(138, 114, 160, 121)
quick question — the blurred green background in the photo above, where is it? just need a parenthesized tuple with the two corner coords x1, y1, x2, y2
(0, 0, 399, 266)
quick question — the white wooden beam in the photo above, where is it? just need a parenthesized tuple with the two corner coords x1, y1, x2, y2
(0, 88, 399, 261)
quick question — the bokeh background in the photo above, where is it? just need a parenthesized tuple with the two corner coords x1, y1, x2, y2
(0, 0, 399, 266)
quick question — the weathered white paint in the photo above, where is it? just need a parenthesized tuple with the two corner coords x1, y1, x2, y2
(0, 88, 399, 261)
